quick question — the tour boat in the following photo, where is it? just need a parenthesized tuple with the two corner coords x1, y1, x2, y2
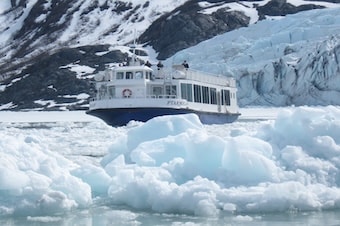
(87, 47, 240, 126)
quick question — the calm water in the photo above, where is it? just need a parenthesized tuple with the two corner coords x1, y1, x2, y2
(1, 207, 340, 226)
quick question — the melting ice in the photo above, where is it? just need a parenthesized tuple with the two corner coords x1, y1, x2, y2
(0, 106, 340, 218)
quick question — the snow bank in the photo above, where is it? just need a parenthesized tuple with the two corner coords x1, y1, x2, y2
(1, 107, 340, 217)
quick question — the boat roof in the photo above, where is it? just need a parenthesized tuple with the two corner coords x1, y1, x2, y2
(113, 65, 153, 72)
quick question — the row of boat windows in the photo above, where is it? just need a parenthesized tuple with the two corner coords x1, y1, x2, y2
(116, 71, 152, 80)
(181, 83, 232, 105)
(157, 84, 233, 105)
(97, 83, 234, 106)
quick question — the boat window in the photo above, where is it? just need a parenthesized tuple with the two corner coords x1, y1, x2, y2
(165, 85, 177, 97)
(217, 91, 221, 109)
(126, 71, 133, 79)
(222, 90, 230, 106)
(194, 84, 202, 103)
(202, 86, 209, 104)
(181, 83, 193, 102)
(116, 72, 124, 79)
(152, 86, 163, 97)
(146, 72, 152, 80)
(210, 88, 217, 104)
(98, 85, 107, 99)
(135, 71, 143, 79)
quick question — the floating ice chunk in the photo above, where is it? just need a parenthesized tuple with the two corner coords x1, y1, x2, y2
(0, 134, 92, 216)
(222, 135, 280, 185)
(127, 113, 203, 151)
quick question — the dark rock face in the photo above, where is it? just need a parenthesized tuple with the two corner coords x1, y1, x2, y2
(139, 1, 249, 60)
(257, 0, 324, 17)
(0, 46, 126, 110)
(10, 0, 75, 59)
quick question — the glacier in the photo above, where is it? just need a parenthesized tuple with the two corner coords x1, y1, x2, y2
(167, 7, 340, 106)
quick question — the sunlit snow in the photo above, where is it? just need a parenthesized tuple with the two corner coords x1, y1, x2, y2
(60, 64, 96, 79)
(0, 1, 11, 14)
(1, 106, 340, 217)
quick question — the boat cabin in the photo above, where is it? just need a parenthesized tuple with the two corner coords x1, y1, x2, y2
(93, 63, 238, 112)
(88, 44, 240, 126)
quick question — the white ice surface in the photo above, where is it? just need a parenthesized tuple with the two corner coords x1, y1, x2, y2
(1, 106, 340, 217)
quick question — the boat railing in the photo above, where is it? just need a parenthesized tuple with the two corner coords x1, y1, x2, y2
(147, 95, 177, 99)
(93, 94, 178, 101)
(172, 65, 236, 87)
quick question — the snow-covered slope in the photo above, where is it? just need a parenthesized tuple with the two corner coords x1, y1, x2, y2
(0, 0, 337, 71)
(169, 7, 340, 106)
(0, 0, 188, 69)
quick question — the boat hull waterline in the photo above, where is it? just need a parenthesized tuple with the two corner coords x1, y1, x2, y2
(87, 108, 240, 126)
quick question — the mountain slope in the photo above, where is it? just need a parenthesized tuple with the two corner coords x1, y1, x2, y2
(0, 0, 339, 110)
(0, 0, 189, 79)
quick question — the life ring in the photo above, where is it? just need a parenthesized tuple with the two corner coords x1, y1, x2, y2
(122, 89, 132, 98)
